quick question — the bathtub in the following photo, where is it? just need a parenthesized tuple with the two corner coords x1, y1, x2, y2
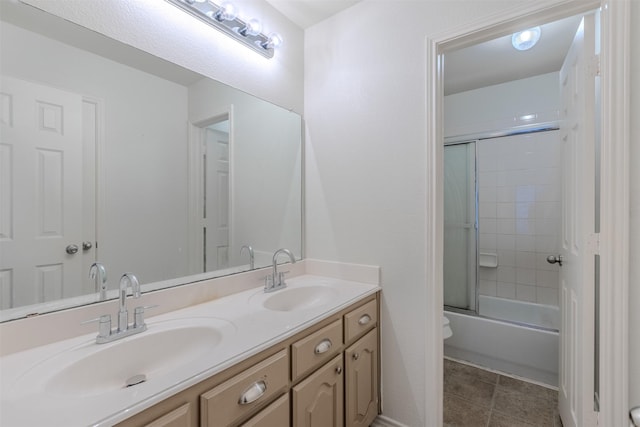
(444, 296, 559, 386)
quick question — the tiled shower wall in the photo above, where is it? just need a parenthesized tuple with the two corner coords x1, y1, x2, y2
(477, 130, 562, 306)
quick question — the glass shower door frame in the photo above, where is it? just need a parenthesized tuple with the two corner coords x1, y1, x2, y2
(443, 140, 479, 315)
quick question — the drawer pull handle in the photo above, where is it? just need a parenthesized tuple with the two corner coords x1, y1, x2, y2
(238, 380, 266, 405)
(358, 314, 372, 325)
(353, 352, 360, 360)
(336, 365, 343, 375)
(314, 339, 332, 354)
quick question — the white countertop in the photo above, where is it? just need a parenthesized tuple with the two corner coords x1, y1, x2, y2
(0, 275, 379, 427)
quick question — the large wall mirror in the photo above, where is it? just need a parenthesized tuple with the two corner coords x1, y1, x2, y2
(0, 1, 303, 322)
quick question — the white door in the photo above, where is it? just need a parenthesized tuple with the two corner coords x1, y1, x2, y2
(0, 76, 84, 309)
(203, 126, 230, 271)
(558, 14, 598, 427)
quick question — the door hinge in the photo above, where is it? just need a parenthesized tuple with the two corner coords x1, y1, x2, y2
(587, 233, 601, 255)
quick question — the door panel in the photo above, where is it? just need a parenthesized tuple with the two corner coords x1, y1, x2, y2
(558, 14, 597, 427)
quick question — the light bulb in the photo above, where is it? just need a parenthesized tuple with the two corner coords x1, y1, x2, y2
(262, 32, 283, 49)
(240, 18, 262, 37)
(511, 27, 541, 51)
(212, 1, 238, 21)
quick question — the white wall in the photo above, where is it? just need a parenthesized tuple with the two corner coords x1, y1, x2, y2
(20, 0, 304, 114)
(1, 22, 190, 289)
(304, 1, 531, 425)
(628, 0, 640, 412)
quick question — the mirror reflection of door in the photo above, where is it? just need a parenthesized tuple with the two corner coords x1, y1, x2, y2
(0, 76, 97, 309)
(202, 118, 230, 272)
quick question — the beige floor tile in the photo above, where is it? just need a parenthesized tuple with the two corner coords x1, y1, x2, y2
(445, 359, 499, 384)
(488, 412, 536, 427)
(444, 371, 496, 408)
(492, 388, 555, 426)
(497, 375, 558, 402)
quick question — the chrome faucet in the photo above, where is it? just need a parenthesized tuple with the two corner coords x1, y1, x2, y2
(240, 245, 255, 270)
(264, 248, 296, 292)
(89, 262, 107, 301)
(118, 273, 141, 332)
(84, 272, 152, 344)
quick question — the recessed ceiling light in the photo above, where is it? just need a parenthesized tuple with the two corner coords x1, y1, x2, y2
(512, 27, 541, 51)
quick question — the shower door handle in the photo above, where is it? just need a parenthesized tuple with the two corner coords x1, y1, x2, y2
(546, 255, 563, 266)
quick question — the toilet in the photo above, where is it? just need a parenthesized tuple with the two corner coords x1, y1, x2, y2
(443, 316, 453, 340)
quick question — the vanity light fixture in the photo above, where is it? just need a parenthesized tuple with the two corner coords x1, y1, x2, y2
(511, 26, 541, 51)
(167, 0, 282, 58)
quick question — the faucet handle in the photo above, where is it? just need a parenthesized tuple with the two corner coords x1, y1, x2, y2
(133, 305, 158, 329)
(82, 314, 112, 339)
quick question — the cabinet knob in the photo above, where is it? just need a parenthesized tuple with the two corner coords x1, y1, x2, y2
(335, 365, 342, 375)
(353, 353, 360, 360)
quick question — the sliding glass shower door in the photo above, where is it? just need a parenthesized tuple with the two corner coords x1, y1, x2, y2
(443, 141, 477, 312)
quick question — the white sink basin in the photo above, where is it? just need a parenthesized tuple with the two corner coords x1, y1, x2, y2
(252, 285, 340, 312)
(12, 317, 235, 398)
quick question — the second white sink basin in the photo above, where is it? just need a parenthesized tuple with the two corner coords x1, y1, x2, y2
(251, 284, 340, 312)
(12, 317, 235, 398)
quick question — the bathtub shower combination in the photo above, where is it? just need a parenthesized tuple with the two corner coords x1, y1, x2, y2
(443, 131, 561, 387)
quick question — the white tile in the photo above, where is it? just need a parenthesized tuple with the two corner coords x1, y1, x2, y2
(479, 233, 497, 250)
(479, 171, 497, 187)
(536, 287, 559, 306)
(496, 282, 516, 299)
(497, 234, 516, 251)
(479, 186, 497, 203)
(478, 152, 498, 171)
(536, 269, 560, 288)
(536, 168, 559, 185)
(535, 235, 558, 253)
(516, 284, 537, 302)
(535, 218, 559, 236)
(497, 266, 516, 283)
(479, 202, 496, 219)
(516, 251, 536, 269)
(479, 280, 497, 296)
(516, 202, 535, 219)
(535, 202, 561, 219)
(516, 267, 536, 285)
(479, 267, 498, 281)
(516, 219, 536, 235)
(479, 218, 497, 234)
(495, 170, 509, 186)
(496, 186, 516, 202)
(497, 250, 516, 266)
(515, 185, 536, 202)
(497, 219, 516, 234)
(516, 235, 535, 251)
(536, 184, 561, 202)
(496, 203, 515, 219)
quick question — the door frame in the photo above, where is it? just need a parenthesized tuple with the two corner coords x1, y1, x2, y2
(187, 106, 235, 275)
(424, 1, 630, 426)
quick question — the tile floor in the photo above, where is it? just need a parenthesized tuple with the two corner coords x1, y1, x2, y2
(443, 358, 563, 427)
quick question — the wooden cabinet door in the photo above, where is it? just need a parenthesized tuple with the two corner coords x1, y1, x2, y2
(292, 354, 344, 427)
(144, 403, 193, 427)
(240, 394, 289, 427)
(345, 329, 378, 427)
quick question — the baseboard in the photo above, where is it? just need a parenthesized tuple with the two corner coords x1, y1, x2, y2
(371, 415, 410, 427)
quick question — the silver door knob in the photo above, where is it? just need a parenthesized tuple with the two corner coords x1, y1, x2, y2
(631, 406, 640, 426)
(66, 244, 79, 255)
(546, 255, 563, 266)
(82, 241, 93, 250)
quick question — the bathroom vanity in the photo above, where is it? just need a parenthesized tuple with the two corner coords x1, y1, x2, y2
(117, 295, 379, 427)
(0, 265, 381, 427)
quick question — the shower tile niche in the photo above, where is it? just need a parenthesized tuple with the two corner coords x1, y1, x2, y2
(477, 131, 562, 307)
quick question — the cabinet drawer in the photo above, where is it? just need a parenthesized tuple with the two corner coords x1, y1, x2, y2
(291, 319, 342, 381)
(201, 350, 288, 427)
(144, 403, 192, 427)
(239, 393, 289, 427)
(344, 299, 377, 344)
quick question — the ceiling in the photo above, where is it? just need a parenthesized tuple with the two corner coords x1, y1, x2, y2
(264, 1, 583, 97)
(264, 0, 361, 29)
(444, 15, 583, 95)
